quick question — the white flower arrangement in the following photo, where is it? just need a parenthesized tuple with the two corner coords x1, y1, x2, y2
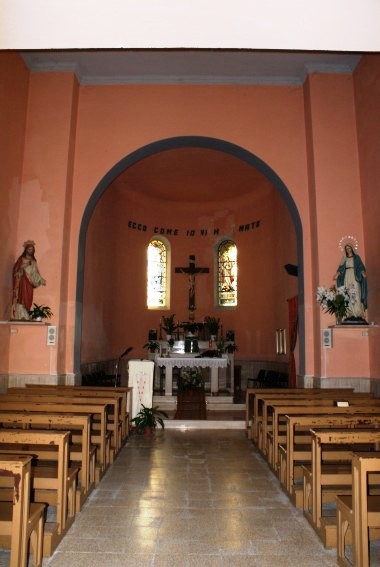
(316, 284, 358, 319)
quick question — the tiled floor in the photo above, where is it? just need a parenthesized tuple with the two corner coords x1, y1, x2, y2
(42, 429, 339, 567)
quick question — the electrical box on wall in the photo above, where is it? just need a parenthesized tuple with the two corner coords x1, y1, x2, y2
(47, 325, 57, 346)
(322, 328, 332, 349)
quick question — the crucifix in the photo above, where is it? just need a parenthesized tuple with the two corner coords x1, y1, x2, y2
(175, 255, 209, 320)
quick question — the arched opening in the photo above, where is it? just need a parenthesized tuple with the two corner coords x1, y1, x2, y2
(75, 136, 304, 380)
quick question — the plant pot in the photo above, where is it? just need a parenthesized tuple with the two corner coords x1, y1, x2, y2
(143, 426, 153, 436)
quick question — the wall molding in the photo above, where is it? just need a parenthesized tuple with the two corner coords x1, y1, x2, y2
(297, 374, 380, 394)
(0, 373, 76, 392)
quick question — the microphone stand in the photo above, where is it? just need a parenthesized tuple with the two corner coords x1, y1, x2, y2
(114, 347, 133, 388)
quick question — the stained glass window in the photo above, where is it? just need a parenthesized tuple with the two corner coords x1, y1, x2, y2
(147, 239, 168, 308)
(218, 240, 237, 307)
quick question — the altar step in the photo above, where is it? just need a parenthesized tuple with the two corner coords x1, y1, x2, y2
(153, 395, 243, 412)
(164, 419, 246, 430)
(153, 395, 245, 429)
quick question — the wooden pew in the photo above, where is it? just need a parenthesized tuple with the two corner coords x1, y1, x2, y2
(246, 387, 355, 436)
(19, 385, 129, 444)
(3, 391, 121, 456)
(259, 398, 336, 456)
(253, 391, 375, 447)
(262, 397, 380, 467)
(0, 401, 110, 480)
(0, 429, 76, 555)
(304, 428, 380, 548)
(337, 452, 380, 567)
(24, 385, 132, 441)
(0, 412, 95, 508)
(0, 455, 45, 567)
(281, 413, 380, 498)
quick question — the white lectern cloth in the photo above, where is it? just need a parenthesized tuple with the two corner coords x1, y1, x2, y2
(128, 359, 154, 419)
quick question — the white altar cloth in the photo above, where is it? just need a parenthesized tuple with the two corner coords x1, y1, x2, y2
(128, 359, 154, 419)
(155, 355, 228, 395)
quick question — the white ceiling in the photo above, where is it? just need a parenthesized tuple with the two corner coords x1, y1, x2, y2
(21, 49, 361, 85)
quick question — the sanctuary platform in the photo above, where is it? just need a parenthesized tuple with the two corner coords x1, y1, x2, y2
(153, 394, 246, 429)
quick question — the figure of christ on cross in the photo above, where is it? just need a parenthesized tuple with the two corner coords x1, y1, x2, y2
(175, 255, 209, 320)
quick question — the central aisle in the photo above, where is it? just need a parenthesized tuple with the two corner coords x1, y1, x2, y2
(43, 430, 337, 566)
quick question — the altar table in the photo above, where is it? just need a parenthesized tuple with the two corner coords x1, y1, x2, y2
(154, 355, 228, 396)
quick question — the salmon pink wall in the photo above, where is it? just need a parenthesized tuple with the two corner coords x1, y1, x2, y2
(303, 73, 365, 378)
(353, 55, 380, 377)
(7, 71, 79, 378)
(81, 176, 298, 362)
(70, 83, 309, 373)
(0, 53, 29, 372)
(2, 52, 379, 383)
(67, 79, 369, 378)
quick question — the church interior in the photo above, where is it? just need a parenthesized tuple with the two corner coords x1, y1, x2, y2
(1, 4, 380, 565)
(1, 50, 380, 394)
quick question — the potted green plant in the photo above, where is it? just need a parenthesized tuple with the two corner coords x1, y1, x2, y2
(204, 316, 220, 338)
(225, 342, 238, 354)
(28, 303, 53, 321)
(143, 340, 160, 353)
(316, 285, 350, 324)
(131, 404, 168, 435)
(162, 314, 177, 338)
(183, 321, 203, 336)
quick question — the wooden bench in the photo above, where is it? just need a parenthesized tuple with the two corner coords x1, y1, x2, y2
(282, 413, 380, 497)
(24, 385, 132, 442)
(3, 391, 121, 456)
(259, 397, 337, 457)
(303, 428, 380, 548)
(0, 412, 95, 509)
(246, 388, 355, 436)
(337, 452, 380, 567)
(0, 400, 111, 479)
(0, 455, 45, 567)
(0, 429, 76, 555)
(245, 388, 354, 440)
(262, 398, 380, 468)
(251, 390, 368, 445)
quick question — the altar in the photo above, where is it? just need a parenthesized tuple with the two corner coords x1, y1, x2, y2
(154, 354, 229, 396)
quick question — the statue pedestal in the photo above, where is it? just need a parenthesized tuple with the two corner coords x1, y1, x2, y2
(322, 324, 379, 378)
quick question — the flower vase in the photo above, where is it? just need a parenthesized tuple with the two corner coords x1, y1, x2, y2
(335, 314, 343, 325)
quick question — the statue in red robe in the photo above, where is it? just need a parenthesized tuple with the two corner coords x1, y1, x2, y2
(11, 240, 46, 320)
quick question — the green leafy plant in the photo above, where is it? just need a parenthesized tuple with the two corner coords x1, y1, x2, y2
(143, 340, 160, 353)
(225, 342, 238, 354)
(28, 303, 53, 320)
(131, 404, 168, 433)
(177, 368, 204, 391)
(204, 316, 220, 335)
(183, 321, 203, 335)
(162, 314, 177, 335)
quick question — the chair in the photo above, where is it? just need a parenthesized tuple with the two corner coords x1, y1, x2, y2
(247, 369, 267, 389)
(265, 370, 281, 387)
